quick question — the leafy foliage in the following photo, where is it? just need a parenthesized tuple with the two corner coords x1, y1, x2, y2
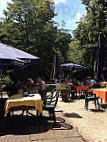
(0, 0, 71, 81)
(68, 0, 107, 77)
(0, 0, 71, 64)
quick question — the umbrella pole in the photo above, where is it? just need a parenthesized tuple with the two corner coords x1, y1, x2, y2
(70, 69, 71, 81)
(0, 69, 3, 98)
(70, 69, 72, 82)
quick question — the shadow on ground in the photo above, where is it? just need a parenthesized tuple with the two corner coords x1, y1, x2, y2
(89, 109, 105, 113)
(64, 113, 83, 118)
(62, 99, 76, 103)
(0, 115, 73, 136)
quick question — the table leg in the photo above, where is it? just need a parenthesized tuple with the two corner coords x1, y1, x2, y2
(36, 110, 42, 117)
(6, 110, 11, 127)
(101, 99, 103, 103)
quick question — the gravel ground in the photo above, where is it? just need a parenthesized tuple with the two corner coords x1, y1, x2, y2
(57, 98, 107, 142)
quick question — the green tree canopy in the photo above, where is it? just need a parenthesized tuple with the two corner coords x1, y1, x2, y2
(0, 0, 71, 64)
(68, 0, 107, 77)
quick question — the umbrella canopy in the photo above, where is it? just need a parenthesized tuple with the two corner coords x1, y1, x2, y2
(0, 52, 26, 98)
(0, 53, 26, 69)
(95, 32, 107, 81)
(0, 42, 40, 64)
(61, 63, 86, 70)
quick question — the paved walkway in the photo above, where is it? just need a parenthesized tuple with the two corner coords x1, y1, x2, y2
(57, 98, 107, 142)
(0, 109, 84, 142)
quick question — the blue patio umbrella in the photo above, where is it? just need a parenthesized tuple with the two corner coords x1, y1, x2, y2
(0, 42, 40, 88)
(0, 42, 40, 65)
(61, 63, 86, 70)
(95, 32, 107, 81)
(0, 42, 40, 98)
(61, 63, 86, 80)
(0, 52, 26, 98)
(0, 52, 26, 69)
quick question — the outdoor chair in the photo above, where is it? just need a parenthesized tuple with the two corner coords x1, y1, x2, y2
(69, 85, 77, 99)
(85, 92, 100, 110)
(42, 88, 56, 103)
(81, 86, 100, 110)
(74, 86, 87, 99)
(78, 89, 86, 99)
(42, 90, 59, 123)
(69, 89, 77, 99)
(46, 88, 56, 98)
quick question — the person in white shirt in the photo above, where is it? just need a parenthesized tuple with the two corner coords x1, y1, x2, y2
(86, 77, 97, 87)
(86, 77, 97, 92)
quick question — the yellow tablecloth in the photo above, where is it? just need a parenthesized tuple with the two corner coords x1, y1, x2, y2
(5, 94, 42, 115)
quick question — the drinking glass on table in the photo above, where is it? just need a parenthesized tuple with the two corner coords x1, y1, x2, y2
(32, 87, 38, 93)
(18, 89, 23, 94)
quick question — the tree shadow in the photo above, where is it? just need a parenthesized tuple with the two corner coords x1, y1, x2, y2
(0, 115, 73, 136)
(0, 115, 48, 136)
(62, 99, 76, 103)
(89, 109, 105, 113)
(64, 113, 83, 118)
(100, 103, 107, 109)
(78, 95, 85, 100)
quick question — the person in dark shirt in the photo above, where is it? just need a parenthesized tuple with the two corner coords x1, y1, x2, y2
(9, 80, 23, 96)
(27, 78, 34, 93)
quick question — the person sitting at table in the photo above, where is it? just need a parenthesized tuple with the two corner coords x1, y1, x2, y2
(9, 80, 23, 96)
(27, 78, 34, 88)
(27, 78, 34, 85)
(72, 78, 78, 85)
(26, 78, 35, 93)
(86, 77, 97, 87)
(86, 77, 97, 92)
(36, 77, 47, 99)
(61, 72, 65, 82)
(81, 78, 87, 85)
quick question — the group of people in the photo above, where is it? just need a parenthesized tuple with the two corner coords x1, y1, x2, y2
(9, 77, 47, 99)
(81, 77, 97, 87)
(9, 75, 99, 99)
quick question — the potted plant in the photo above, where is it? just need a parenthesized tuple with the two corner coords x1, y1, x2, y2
(59, 83, 71, 102)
